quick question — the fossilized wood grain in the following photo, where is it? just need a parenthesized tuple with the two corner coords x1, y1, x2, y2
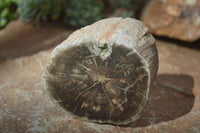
(53, 17, 158, 85)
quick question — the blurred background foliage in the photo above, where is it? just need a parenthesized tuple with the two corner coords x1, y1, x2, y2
(19, 0, 62, 23)
(0, 0, 18, 28)
(0, 0, 143, 29)
(63, 0, 103, 28)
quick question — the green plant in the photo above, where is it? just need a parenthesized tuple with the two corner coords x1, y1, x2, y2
(19, 0, 61, 23)
(0, 0, 18, 29)
(63, 0, 103, 28)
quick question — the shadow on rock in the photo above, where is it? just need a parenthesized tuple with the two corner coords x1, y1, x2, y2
(127, 74, 195, 127)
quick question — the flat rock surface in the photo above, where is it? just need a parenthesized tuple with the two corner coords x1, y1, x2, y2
(0, 21, 200, 132)
(0, 40, 200, 132)
(0, 19, 72, 61)
(141, 0, 200, 42)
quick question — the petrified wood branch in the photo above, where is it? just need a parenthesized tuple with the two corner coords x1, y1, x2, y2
(42, 17, 158, 125)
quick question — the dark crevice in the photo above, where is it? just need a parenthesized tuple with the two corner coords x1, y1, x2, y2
(99, 43, 108, 51)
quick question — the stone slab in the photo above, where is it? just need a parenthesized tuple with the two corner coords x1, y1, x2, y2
(0, 40, 200, 132)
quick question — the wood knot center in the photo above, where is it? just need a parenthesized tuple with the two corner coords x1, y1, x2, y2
(98, 75, 110, 83)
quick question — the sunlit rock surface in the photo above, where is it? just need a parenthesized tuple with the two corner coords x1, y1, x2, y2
(141, 0, 200, 42)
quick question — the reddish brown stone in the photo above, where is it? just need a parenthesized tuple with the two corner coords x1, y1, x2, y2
(0, 39, 200, 132)
(0, 19, 73, 61)
(141, 0, 200, 42)
(0, 19, 200, 132)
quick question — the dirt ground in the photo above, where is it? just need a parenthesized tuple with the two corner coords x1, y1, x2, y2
(0, 20, 200, 133)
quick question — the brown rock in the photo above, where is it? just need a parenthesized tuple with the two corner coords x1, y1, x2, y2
(141, 0, 200, 42)
(0, 17, 200, 133)
(0, 40, 200, 132)
(0, 19, 73, 61)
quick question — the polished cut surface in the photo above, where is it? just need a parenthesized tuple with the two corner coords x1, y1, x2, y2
(44, 43, 149, 124)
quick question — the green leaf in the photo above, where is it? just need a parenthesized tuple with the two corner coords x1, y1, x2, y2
(1, 8, 9, 18)
(0, 18, 8, 28)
